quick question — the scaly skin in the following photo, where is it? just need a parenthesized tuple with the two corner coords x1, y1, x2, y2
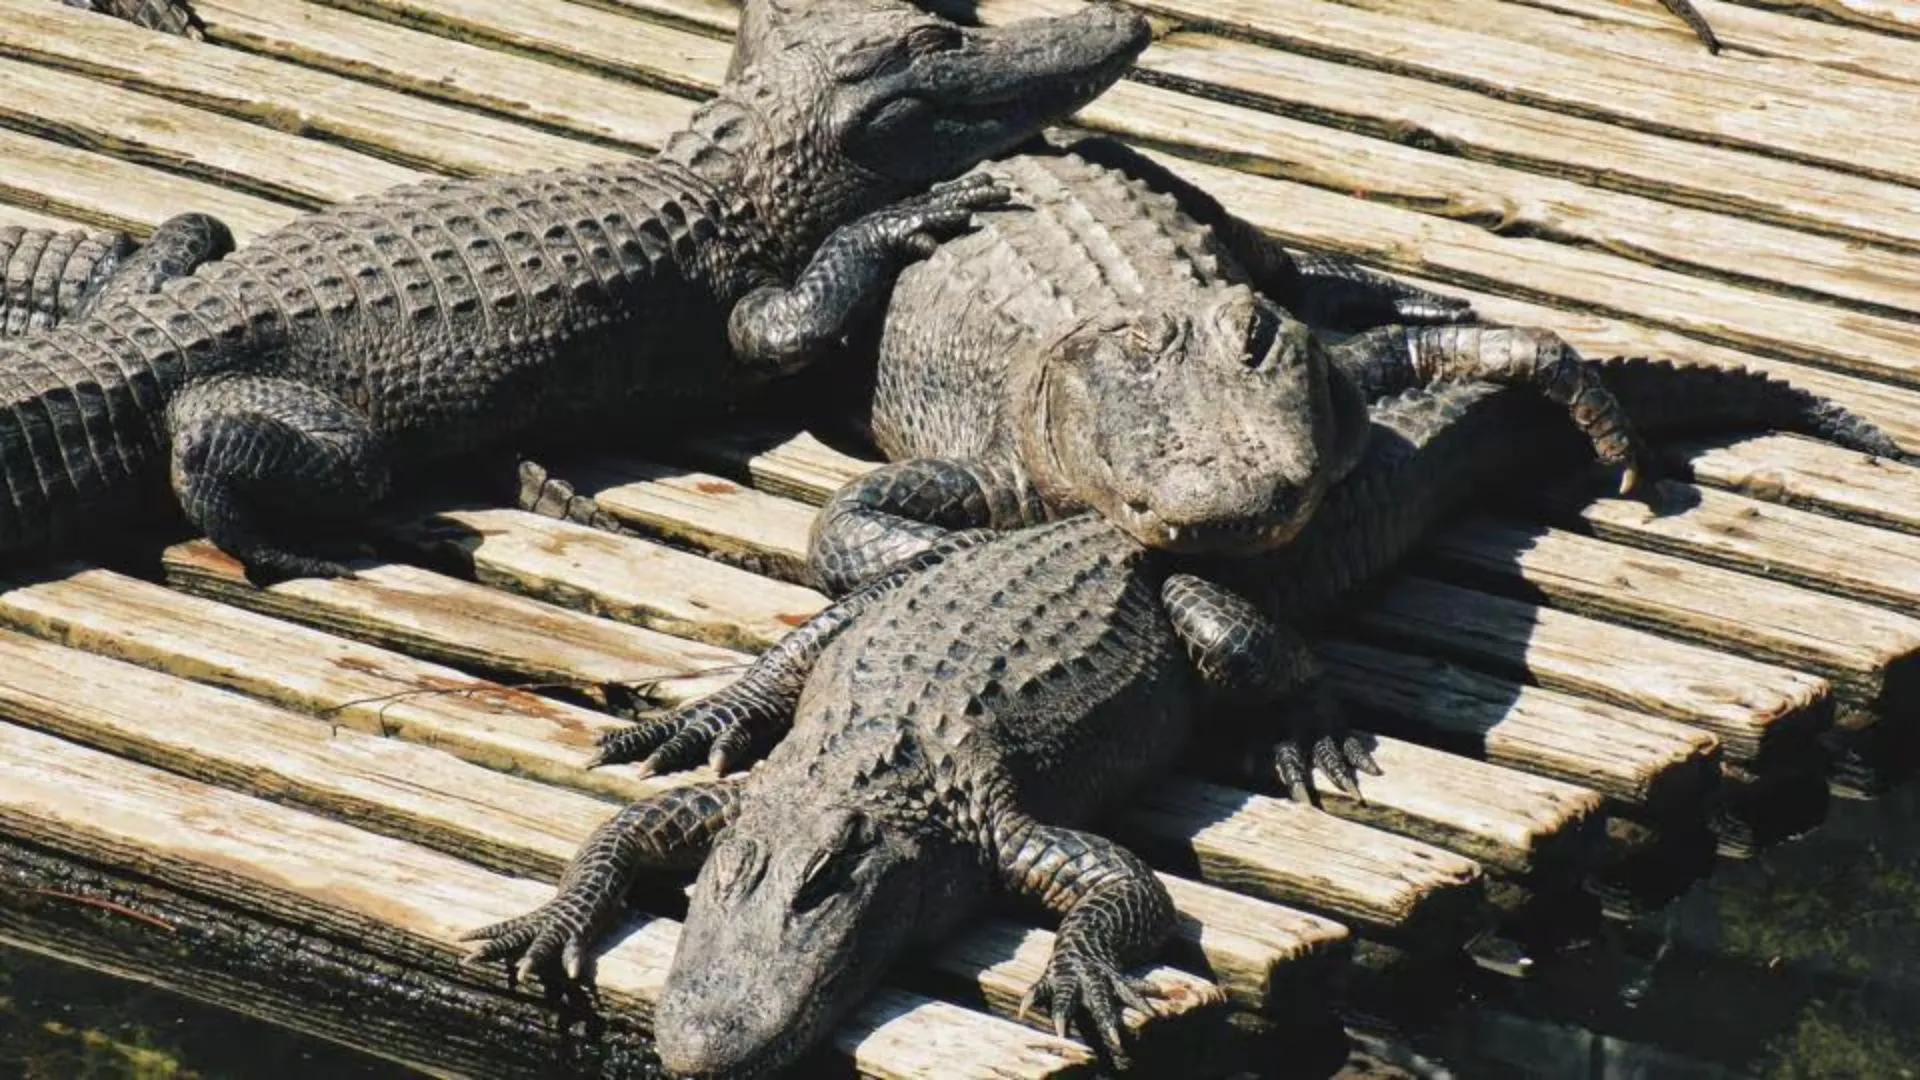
(57, 0, 203, 37)
(0, 225, 135, 336)
(475, 358, 1908, 1076)
(0, 1, 1149, 580)
(805, 143, 1644, 596)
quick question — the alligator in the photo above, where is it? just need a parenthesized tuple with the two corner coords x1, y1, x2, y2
(462, 352, 1899, 1076)
(58, 0, 203, 37)
(803, 139, 1644, 600)
(0, 225, 132, 336)
(0, 0, 1150, 580)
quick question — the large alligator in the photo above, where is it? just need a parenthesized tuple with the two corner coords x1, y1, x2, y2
(803, 141, 1642, 598)
(463, 354, 1892, 1076)
(0, 0, 1150, 580)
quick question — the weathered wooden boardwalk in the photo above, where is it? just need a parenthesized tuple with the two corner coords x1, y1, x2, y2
(0, 0, 1917, 1075)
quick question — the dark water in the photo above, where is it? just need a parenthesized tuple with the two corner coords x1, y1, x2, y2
(6, 787, 1920, 1079)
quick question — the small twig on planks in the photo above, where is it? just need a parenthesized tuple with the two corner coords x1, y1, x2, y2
(311, 665, 759, 728)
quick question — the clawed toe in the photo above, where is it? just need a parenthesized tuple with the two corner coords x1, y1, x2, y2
(1019, 952, 1164, 1069)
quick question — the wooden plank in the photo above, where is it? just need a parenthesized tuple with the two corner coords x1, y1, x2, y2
(0, 719, 1097, 1079)
(1670, 433, 1920, 536)
(1114, 23, 1920, 253)
(0, 126, 295, 241)
(1517, 0, 1920, 82)
(1122, 781, 1487, 947)
(1321, 642, 1722, 816)
(1555, 480, 1920, 611)
(0, 564, 706, 804)
(312, 0, 730, 96)
(0, 0, 615, 176)
(161, 539, 745, 708)
(384, 507, 827, 653)
(1390, 272, 1920, 455)
(193, 0, 696, 151)
(1351, 577, 1831, 766)
(1427, 519, 1920, 721)
(0, 600, 1289, 1025)
(0, 203, 98, 234)
(1075, 78, 1920, 320)
(1127, 0, 1920, 185)
(0, 53, 425, 209)
(1156, 875, 1350, 1012)
(1135, 151, 1920, 391)
(576, 459, 818, 583)
(680, 428, 874, 505)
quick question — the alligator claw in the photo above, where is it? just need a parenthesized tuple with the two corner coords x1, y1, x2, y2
(1270, 685, 1376, 804)
(460, 882, 616, 1000)
(1018, 948, 1161, 1069)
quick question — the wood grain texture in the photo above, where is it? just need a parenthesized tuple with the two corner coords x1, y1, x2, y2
(0, 126, 295, 241)
(0, 53, 424, 209)
(0, 0, 613, 175)
(1428, 519, 1920, 721)
(1352, 577, 1831, 766)
(1322, 641, 1723, 816)
(161, 539, 745, 709)
(193, 0, 695, 152)
(1671, 434, 1920, 536)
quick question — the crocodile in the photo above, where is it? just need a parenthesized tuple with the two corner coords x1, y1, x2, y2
(802, 139, 1645, 600)
(463, 354, 1896, 1076)
(0, 0, 1150, 580)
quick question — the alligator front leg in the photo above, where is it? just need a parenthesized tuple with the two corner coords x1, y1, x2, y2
(728, 174, 1010, 374)
(73, 212, 233, 319)
(167, 374, 390, 583)
(1161, 572, 1379, 801)
(1058, 136, 1473, 330)
(992, 809, 1177, 1068)
(596, 527, 999, 773)
(1331, 324, 1647, 491)
(809, 456, 1045, 595)
(462, 779, 744, 988)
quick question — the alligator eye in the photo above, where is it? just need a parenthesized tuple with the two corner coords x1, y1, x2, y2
(793, 849, 841, 913)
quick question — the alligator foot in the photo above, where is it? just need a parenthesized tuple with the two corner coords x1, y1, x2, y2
(62, 0, 205, 39)
(461, 780, 742, 989)
(1270, 681, 1381, 804)
(514, 458, 635, 536)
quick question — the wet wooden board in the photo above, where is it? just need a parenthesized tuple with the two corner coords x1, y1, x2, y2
(0, 568, 1334, 1019)
(0, 717, 1099, 1079)
(1429, 520, 1920, 723)
(1352, 577, 1830, 768)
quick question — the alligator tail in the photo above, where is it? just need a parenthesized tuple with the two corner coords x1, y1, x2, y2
(1, 225, 134, 338)
(1594, 355, 1912, 464)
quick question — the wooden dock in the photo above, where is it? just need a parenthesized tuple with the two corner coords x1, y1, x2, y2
(0, 0, 1917, 1075)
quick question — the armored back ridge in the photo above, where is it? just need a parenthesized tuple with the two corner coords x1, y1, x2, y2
(0, 2, 1149, 580)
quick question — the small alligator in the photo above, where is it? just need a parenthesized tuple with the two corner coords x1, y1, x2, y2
(0, 0, 1150, 580)
(464, 354, 1893, 1076)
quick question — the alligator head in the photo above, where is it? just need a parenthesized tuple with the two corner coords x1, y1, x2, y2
(1012, 284, 1373, 554)
(671, 0, 1151, 264)
(656, 797, 972, 1078)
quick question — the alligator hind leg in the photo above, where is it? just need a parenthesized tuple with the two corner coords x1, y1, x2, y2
(74, 212, 232, 319)
(462, 779, 743, 988)
(1058, 135, 1474, 330)
(1161, 572, 1378, 801)
(992, 809, 1178, 1069)
(166, 374, 390, 582)
(1331, 324, 1647, 491)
